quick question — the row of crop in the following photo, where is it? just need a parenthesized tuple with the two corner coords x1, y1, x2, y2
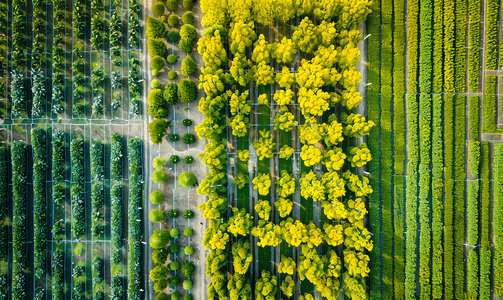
(468, 0, 480, 92)
(111, 132, 124, 300)
(110, 0, 123, 111)
(51, 0, 66, 115)
(443, 0, 456, 296)
(129, 0, 141, 117)
(72, 0, 86, 118)
(11, 0, 26, 117)
(71, 138, 85, 239)
(32, 128, 47, 281)
(0, 0, 6, 81)
(367, 0, 381, 296)
(393, 0, 406, 296)
(485, 0, 499, 70)
(405, 0, 419, 297)
(90, 0, 106, 117)
(380, 0, 393, 296)
(0, 147, 7, 271)
(11, 141, 27, 300)
(51, 130, 66, 300)
(128, 138, 143, 299)
(91, 140, 105, 239)
(31, 0, 47, 118)
(480, 142, 490, 298)
(495, 143, 503, 296)
(466, 141, 480, 299)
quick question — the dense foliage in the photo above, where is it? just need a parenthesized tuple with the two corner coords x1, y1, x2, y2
(71, 138, 86, 239)
(32, 128, 47, 280)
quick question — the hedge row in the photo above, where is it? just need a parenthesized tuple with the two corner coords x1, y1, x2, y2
(479, 142, 490, 298)
(469, 96, 480, 139)
(52, 247, 65, 300)
(51, 0, 66, 115)
(128, 0, 140, 48)
(405, 0, 419, 297)
(71, 138, 86, 239)
(0, 148, 6, 264)
(381, 1, 393, 296)
(93, 256, 105, 298)
(483, 75, 497, 132)
(393, 0, 406, 295)
(467, 141, 480, 298)
(11, 0, 25, 69)
(495, 143, 503, 296)
(11, 70, 25, 118)
(468, 0, 480, 92)
(453, 94, 466, 299)
(128, 138, 143, 299)
(129, 57, 142, 116)
(111, 183, 123, 249)
(367, 0, 381, 296)
(32, 0, 46, 69)
(32, 128, 47, 280)
(91, 141, 105, 239)
(485, 0, 499, 70)
(11, 141, 27, 300)
(111, 133, 123, 180)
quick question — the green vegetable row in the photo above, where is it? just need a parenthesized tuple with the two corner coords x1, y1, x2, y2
(0, 147, 7, 267)
(468, 0, 480, 92)
(128, 138, 143, 299)
(11, 141, 27, 300)
(111, 133, 124, 299)
(71, 138, 86, 239)
(367, 0, 381, 296)
(495, 143, 503, 296)
(51, 0, 66, 115)
(32, 128, 47, 281)
(91, 141, 105, 239)
(480, 142, 490, 298)
(405, 0, 419, 297)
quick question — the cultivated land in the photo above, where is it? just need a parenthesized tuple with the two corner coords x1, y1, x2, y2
(1, 0, 502, 300)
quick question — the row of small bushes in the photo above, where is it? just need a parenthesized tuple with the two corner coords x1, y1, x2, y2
(11, 141, 27, 300)
(0, 3, 6, 78)
(91, 141, 105, 239)
(129, 57, 142, 116)
(71, 138, 86, 239)
(480, 142, 491, 298)
(32, 128, 47, 280)
(51, 0, 66, 115)
(495, 143, 503, 296)
(111, 133, 124, 300)
(468, 0, 480, 92)
(129, 0, 140, 48)
(52, 247, 65, 300)
(0, 148, 7, 264)
(11, 0, 25, 69)
(128, 138, 143, 299)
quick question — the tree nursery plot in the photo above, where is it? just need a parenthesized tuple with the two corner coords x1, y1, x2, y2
(1, 0, 502, 299)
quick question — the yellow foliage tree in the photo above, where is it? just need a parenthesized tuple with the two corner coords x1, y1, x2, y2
(252, 173, 271, 196)
(252, 129, 276, 160)
(279, 145, 295, 160)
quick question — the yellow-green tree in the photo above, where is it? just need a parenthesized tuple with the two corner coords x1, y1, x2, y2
(252, 173, 271, 196)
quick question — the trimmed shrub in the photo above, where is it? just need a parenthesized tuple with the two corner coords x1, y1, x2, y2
(180, 24, 196, 40)
(178, 38, 194, 53)
(164, 82, 178, 104)
(168, 14, 179, 27)
(177, 79, 197, 102)
(151, 190, 164, 204)
(184, 228, 193, 237)
(183, 118, 193, 126)
(166, 0, 178, 11)
(168, 70, 178, 80)
(184, 246, 193, 255)
(171, 291, 182, 300)
(170, 228, 179, 238)
(155, 293, 168, 300)
(170, 243, 180, 254)
(147, 17, 166, 38)
(152, 248, 168, 264)
(152, 169, 168, 183)
(150, 229, 170, 249)
(151, 79, 161, 89)
(169, 134, 179, 141)
(170, 155, 180, 164)
(179, 172, 197, 187)
(168, 209, 179, 218)
(150, 56, 165, 76)
(183, 210, 194, 219)
(183, 280, 192, 290)
(182, 133, 196, 144)
(153, 279, 167, 292)
(168, 30, 179, 42)
(152, 1, 165, 17)
(148, 118, 170, 144)
(150, 264, 169, 281)
(181, 261, 195, 277)
(148, 38, 167, 57)
(181, 55, 197, 76)
(182, 0, 193, 10)
(170, 261, 179, 270)
(184, 295, 193, 300)
(167, 54, 177, 64)
(183, 155, 193, 164)
(153, 157, 166, 169)
(182, 11, 194, 24)
(149, 209, 165, 223)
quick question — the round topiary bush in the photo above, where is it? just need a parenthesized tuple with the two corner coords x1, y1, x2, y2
(182, 118, 192, 126)
(150, 229, 170, 249)
(150, 56, 165, 76)
(181, 11, 194, 24)
(167, 54, 177, 64)
(182, 0, 193, 10)
(182, 133, 196, 144)
(183, 279, 192, 290)
(170, 228, 179, 238)
(151, 79, 161, 89)
(170, 155, 180, 164)
(181, 55, 197, 76)
(184, 294, 193, 300)
(148, 118, 170, 144)
(184, 246, 193, 256)
(183, 155, 193, 164)
(153, 157, 166, 169)
(178, 37, 193, 53)
(153, 279, 168, 292)
(171, 291, 181, 300)
(147, 17, 167, 38)
(177, 79, 197, 103)
(155, 293, 168, 300)
(148, 38, 167, 57)
(149, 209, 165, 223)
(179, 172, 197, 187)
(152, 1, 165, 17)
(170, 260, 179, 270)
(184, 227, 193, 237)
(169, 134, 179, 141)
(180, 24, 197, 41)
(168, 30, 180, 42)
(166, 0, 178, 11)
(170, 243, 179, 254)
(168, 14, 179, 27)
(151, 190, 164, 204)
(152, 169, 168, 183)
(183, 209, 194, 219)
(168, 209, 179, 218)
(164, 83, 178, 104)
(168, 70, 178, 80)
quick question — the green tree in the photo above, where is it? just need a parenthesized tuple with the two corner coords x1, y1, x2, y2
(177, 79, 197, 102)
(168, 14, 179, 27)
(166, 0, 177, 11)
(152, 169, 168, 183)
(228, 207, 254, 237)
(183, 280, 193, 290)
(149, 209, 165, 223)
(184, 246, 193, 255)
(184, 227, 193, 237)
(148, 38, 167, 57)
(181, 55, 197, 76)
(152, 2, 165, 17)
(255, 270, 278, 300)
(170, 228, 179, 238)
(154, 279, 168, 292)
(252, 173, 271, 196)
(182, 260, 195, 277)
(255, 200, 271, 220)
(147, 17, 166, 38)
(151, 190, 164, 204)
(231, 238, 253, 274)
(179, 172, 197, 187)
(148, 118, 170, 144)
(153, 157, 166, 169)
(182, 11, 194, 24)
(150, 264, 169, 281)
(151, 56, 165, 76)
(150, 229, 170, 249)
